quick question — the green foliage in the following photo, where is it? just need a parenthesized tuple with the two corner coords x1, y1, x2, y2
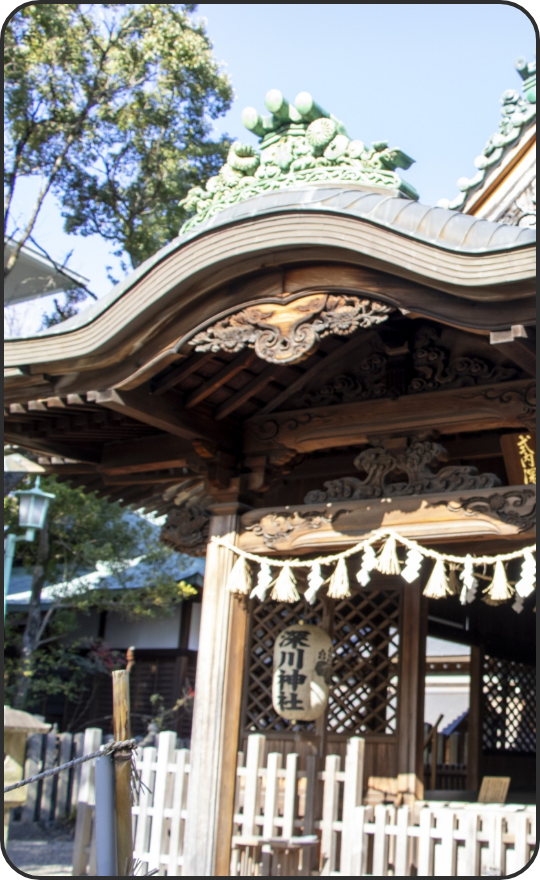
(5, 475, 196, 613)
(5, 474, 197, 713)
(4, 3, 233, 287)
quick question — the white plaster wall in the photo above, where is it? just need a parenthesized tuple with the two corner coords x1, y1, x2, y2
(104, 608, 181, 649)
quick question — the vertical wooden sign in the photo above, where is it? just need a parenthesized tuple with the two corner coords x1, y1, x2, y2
(500, 432, 536, 485)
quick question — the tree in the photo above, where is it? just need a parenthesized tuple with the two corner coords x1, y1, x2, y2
(4, 475, 196, 712)
(4, 3, 233, 289)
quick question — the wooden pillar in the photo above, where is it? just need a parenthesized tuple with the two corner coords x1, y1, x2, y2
(182, 504, 249, 876)
(396, 581, 427, 801)
(467, 645, 484, 792)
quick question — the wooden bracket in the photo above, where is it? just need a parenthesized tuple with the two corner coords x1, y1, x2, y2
(490, 325, 536, 376)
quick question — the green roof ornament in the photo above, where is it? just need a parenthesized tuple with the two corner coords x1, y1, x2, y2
(439, 57, 536, 211)
(180, 90, 418, 233)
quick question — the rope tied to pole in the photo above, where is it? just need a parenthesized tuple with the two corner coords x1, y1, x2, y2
(3, 737, 137, 793)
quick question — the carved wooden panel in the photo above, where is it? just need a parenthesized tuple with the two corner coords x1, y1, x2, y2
(244, 380, 536, 456)
(242, 578, 401, 738)
(304, 440, 501, 502)
(239, 485, 536, 554)
(190, 294, 392, 365)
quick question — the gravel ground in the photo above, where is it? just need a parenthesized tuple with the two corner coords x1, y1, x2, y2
(5, 822, 74, 877)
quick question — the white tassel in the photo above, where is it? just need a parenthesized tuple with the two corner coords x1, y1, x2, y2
(305, 562, 324, 605)
(357, 545, 377, 586)
(327, 557, 351, 599)
(459, 554, 478, 605)
(401, 548, 424, 583)
(515, 550, 536, 598)
(227, 555, 251, 595)
(423, 558, 450, 598)
(376, 535, 401, 575)
(271, 562, 300, 603)
(484, 559, 514, 602)
(251, 561, 273, 601)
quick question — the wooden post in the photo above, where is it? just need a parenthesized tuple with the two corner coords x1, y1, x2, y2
(397, 580, 427, 802)
(467, 645, 484, 792)
(112, 669, 133, 875)
(182, 505, 248, 876)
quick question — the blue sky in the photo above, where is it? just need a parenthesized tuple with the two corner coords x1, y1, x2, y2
(5, 3, 536, 333)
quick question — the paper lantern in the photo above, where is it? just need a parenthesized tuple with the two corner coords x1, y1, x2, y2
(272, 624, 332, 721)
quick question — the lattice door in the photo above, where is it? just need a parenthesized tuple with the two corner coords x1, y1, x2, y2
(482, 655, 536, 754)
(243, 577, 401, 736)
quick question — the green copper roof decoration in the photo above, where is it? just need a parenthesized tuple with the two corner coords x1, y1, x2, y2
(180, 90, 418, 232)
(438, 57, 536, 212)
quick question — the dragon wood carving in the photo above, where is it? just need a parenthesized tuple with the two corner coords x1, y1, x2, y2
(190, 294, 392, 365)
(160, 504, 211, 556)
(304, 441, 501, 503)
(244, 510, 335, 549)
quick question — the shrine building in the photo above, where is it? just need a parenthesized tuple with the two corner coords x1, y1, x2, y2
(4, 58, 536, 876)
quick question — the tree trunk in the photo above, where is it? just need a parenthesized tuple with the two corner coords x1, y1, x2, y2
(12, 523, 50, 710)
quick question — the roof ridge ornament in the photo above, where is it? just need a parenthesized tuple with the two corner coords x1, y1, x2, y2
(180, 90, 418, 233)
(438, 57, 536, 212)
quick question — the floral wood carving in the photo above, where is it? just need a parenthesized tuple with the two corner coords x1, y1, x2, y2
(304, 441, 501, 503)
(244, 510, 335, 549)
(160, 504, 210, 556)
(190, 294, 392, 365)
(472, 382, 536, 430)
(448, 488, 536, 533)
(408, 326, 516, 394)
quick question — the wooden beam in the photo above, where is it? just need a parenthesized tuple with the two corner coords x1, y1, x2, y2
(93, 388, 224, 445)
(101, 470, 187, 485)
(397, 580, 427, 801)
(100, 433, 193, 474)
(244, 379, 536, 456)
(185, 350, 256, 409)
(153, 351, 216, 395)
(490, 325, 536, 377)
(3, 432, 101, 463)
(214, 364, 281, 420)
(257, 332, 372, 416)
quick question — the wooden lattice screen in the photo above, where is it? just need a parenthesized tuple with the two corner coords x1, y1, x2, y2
(482, 655, 536, 754)
(243, 580, 401, 737)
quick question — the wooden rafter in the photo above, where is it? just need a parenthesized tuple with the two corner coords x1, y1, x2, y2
(184, 350, 257, 409)
(256, 331, 375, 416)
(214, 364, 284, 420)
(153, 351, 216, 395)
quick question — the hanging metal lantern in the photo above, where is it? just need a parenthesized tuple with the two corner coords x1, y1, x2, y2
(16, 477, 55, 531)
(272, 624, 332, 721)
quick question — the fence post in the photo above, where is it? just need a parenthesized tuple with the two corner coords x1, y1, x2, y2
(395, 805, 411, 876)
(112, 669, 134, 876)
(72, 727, 103, 876)
(167, 748, 190, 876)
(55, 733, 74, 820)
(95, 754, 118, 876)
(21, 734, 43, 823)
(147, 731, 177, 875)
(320, 754, 340, 875)
(341, 737, 365, 874)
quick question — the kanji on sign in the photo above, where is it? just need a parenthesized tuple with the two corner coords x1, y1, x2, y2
(272, 624, 333, 721)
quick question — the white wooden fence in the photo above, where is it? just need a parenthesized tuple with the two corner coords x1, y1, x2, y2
(349, 802, 536, 877)
(20, 728, 536, 876)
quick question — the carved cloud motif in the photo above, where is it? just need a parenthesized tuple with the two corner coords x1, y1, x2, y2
(190, 294, 392, 365)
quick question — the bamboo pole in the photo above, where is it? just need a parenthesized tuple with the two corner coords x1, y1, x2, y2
(112, 670, 133, 875)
